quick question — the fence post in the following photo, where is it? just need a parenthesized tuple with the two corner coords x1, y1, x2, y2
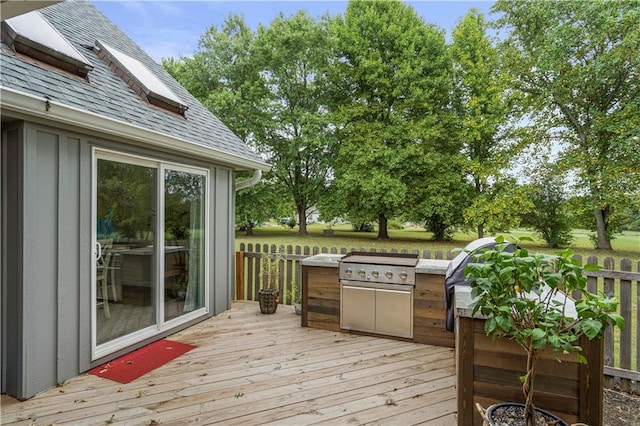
(254, 244, 262, 300)
(603, 257, 615, 367)
(620, 258, 632, 370)
(637, 260, 640, 373)
(571, 254, 583, 300)
(277, 245, 285, 300)
(235, 251, 244, 300)
(295, 245, 302, 302)
(587, 255, 599, 294)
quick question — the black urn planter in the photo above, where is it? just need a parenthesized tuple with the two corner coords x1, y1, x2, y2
(258, 288, 279, 314)
(478, 402, 570, 426)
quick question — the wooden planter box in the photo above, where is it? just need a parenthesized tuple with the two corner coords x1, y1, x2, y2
(456, 315, 604, 425)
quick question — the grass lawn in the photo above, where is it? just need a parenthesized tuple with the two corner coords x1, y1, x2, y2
(237, 222, 640, 265)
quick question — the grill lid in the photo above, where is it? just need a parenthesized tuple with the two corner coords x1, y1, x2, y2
(339, 252, 418, 285)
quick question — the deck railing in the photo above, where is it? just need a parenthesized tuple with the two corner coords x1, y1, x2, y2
(235, 243, 640, 389)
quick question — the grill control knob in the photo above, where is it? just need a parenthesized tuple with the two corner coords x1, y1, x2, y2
(358, 269, 367, 278)
(385, 271, 393, 280)
(399, 271, 408, 281)
(345, 267, 353, 277)
(371, 270, 379, 279)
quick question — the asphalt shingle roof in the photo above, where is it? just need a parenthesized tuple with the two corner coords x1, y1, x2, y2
(0, 0, 264, 167)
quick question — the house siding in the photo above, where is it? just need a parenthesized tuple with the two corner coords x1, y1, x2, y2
(213, 167, 233, 315)
(2, 124, 24, 397)
(23, 127, 61, 397)
(56, 134, 82, 385)
(2, 119, 236, 399)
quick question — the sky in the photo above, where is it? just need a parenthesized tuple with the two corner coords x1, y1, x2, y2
(92, 1, 496, 62)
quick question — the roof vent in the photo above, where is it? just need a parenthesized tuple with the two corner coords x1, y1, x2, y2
(1, 11, 93, 78)
(94, 40, 188, 116)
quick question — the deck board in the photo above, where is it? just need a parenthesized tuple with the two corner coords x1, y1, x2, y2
(1, 301, 456, 425)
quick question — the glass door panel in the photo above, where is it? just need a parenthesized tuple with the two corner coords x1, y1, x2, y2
(95, 158, 157, 346)
(164, 169, 206, 321)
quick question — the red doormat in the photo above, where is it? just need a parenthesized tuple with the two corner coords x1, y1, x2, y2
(88, 339, 195, 383)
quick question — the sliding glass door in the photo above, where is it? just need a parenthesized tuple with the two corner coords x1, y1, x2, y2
(93, 150, 208, 359)
(163, 168, 206, 322)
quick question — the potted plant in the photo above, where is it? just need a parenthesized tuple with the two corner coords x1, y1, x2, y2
(258, 254, 280, 314)
(285, 282, 302, 315)
(464, 236, 624, 426)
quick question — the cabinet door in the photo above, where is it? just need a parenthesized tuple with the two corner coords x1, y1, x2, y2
(340, 285, 376, 333)
(376, 288, 413, 338)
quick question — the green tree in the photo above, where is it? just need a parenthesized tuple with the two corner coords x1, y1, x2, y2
(236, 174, 290, 236)
(565, 195, 595, 231)
(493, 0, 640, 250)
(164, 14, 334, 236)
(404, 158, 472, 242)
(326, 0, 457, 239)
(464, 177, 534, 234)
(163, 14, 281, 232)
(162, 14, 267, 142)
(566, 192, 640, 247)
(251, 12, 335, 236)
(522, 165, 574, 248)
(97, 160, 155, 240)
(450, 9, 519, 238)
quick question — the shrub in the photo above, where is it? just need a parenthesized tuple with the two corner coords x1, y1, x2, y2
(465, 237, 624, 424)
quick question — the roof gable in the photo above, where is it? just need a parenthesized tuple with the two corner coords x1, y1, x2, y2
(0, 0, 266, 170)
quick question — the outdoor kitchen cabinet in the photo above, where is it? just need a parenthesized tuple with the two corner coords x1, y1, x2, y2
(301, 254, 455, 348)
(340, 282, 413, 339)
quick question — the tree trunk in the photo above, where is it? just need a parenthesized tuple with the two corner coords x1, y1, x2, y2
(475, 178, 484, 239)
(523, 344, 539, 426)
(297, 204, 308, 236)
(594, 206, 612, 250)
(377, 213, 390, 240)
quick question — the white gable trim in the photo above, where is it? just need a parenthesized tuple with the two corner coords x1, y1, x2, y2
(0, 86, 270, 172)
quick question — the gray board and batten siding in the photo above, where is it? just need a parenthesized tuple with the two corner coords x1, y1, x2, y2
(2, 120, 237, 399)
(1, 1, 267, 400)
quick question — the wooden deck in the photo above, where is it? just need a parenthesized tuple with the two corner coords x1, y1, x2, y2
(1, 301, 456, 425)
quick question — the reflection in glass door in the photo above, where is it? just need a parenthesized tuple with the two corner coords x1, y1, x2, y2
(164, 169, 206, 322)
(95, 157, 157, 348)
(93, 151, 209, 358)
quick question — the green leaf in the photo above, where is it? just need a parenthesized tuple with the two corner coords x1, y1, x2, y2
(530, 328, 547, 349)
(583, 264, 602, 272)
(576, 354, 588, 364)
(485, 317, 497, 335)
(499, 266, 516, 282)
(608, 313, 626, 330)
(495, 315, 513, 332)
(580, 319, 603, 340)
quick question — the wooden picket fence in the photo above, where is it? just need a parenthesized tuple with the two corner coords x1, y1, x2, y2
(235, 243, 640, 390)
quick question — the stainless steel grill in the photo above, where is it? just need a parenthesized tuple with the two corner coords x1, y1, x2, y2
(339, 252, 418, 285)
(339, 252, 418, 339)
